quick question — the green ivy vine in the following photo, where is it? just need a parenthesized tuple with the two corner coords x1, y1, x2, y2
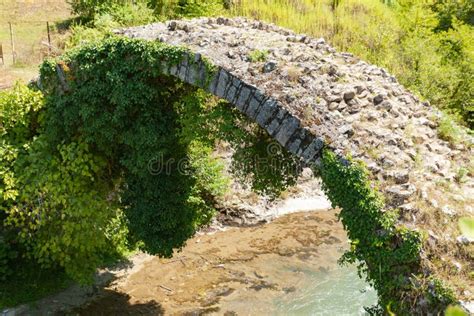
(319, 149, 456, 314)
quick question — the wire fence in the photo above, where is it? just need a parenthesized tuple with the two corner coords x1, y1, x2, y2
(0, 0, 70, 67)
(0, 20, 66, 67)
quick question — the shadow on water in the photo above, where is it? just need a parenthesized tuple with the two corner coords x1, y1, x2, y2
(68, 290, 164, 316)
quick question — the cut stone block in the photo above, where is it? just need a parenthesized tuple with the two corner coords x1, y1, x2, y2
(235, 84, 254, 111)
(274, 117, 300, 146)
(302, 137, 324, 162)
(215, 69, 230, 98)
(255, 99, 278, 128)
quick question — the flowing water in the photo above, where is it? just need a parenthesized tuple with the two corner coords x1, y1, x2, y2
(72, 210, 378, 315)
(274, 265, 377, 315)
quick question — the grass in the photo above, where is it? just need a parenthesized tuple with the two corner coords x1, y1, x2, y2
(0, 0, 71, 87)
(230, 0, 399, 66)
(248, 49, 268, 62)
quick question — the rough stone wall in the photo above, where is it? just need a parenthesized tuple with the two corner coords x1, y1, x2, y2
(116, 17, 474, 304)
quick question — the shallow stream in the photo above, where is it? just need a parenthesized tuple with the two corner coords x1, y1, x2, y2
(274, 265, 377, 315)
(74, 210, 377, 315)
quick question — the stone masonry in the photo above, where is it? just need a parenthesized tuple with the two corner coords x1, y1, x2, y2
(114, 17, 474, 303)
(155, 48, 325, 165)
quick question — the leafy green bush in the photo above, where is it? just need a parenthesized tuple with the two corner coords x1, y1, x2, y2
(0, 83, 44, 280)
(66, 1, 156, 50)
(149, 0, 225, 19)
(107, 1, 156, 26)
(0, 82, 130, 284)
(6, 140, 126, 283)
(66, 23, 111, 49)
(394, 2, 474, 127)
(67, 0, 126, 20)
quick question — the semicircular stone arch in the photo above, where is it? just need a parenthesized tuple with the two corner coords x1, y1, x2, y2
(116, 20, 329, 166)
(48, 17, 473, 314)
(162, 52, 325, 165)
(114, 16, 472, 215)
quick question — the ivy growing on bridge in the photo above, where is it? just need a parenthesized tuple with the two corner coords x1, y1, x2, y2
(1, 37, 301, 284)
(320, 150, 456, 314)
(38, 37, 229, 260)
(0, 36, 458, 314)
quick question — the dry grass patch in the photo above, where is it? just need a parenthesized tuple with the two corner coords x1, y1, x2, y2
(0, 0, 71, 85)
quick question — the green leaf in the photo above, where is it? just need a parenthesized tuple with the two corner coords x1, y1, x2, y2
(445, 305, 468, 316)
(459, 217, 474, 238)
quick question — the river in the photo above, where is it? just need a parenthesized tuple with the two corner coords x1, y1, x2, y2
(73, 210, 377, 315)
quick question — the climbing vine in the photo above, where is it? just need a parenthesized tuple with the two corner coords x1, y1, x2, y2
(38, 37, 228, 259)
(319, 150, 456, 314)
(2, 35, 456, 314)
(0, 37, 302, 284)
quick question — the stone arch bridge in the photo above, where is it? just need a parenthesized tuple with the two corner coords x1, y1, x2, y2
(112, 17, 472, 212)
(53, 17, 473, 310)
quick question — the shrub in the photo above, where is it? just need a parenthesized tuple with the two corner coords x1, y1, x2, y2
(107, 1, 156, 26)
(0, 83, 44, 279)
(66, 1, 157, 49)
(6, 139, 126, 283)
(67, 0, 126, 20)
(149, 0, 225, 19)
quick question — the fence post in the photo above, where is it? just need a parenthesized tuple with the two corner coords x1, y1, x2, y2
(0, 43, 4, 65)
(46, 21, 51, 54)
(8, 22, 15, 64)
